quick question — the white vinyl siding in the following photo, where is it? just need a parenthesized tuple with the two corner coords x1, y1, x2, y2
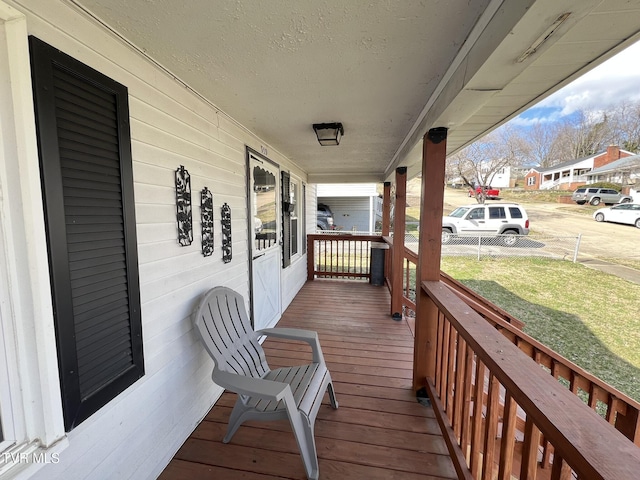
(317, 183, 377, 197)
(318, 196, 374, 232)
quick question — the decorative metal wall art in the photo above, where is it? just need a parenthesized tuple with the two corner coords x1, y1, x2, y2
(175, 165, 193, 246)
(201, 187, 214, 257)
(221, 203, 232, 263)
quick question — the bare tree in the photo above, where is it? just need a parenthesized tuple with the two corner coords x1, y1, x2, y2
(448, 101, 640, 188)
(522, 122, 560, 167)
(449, 133, 514, 203)
(608, 100, 640, 153)
(553, 110, 611, 161)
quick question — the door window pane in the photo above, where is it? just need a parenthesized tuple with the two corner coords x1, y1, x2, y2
(254, 166, 277, 250)
(290, 180, 298, 256)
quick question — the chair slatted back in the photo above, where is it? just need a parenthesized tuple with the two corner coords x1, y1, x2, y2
(194, 287, 269, 378)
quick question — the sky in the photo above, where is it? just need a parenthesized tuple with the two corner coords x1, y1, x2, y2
(512, 40, 640, 127)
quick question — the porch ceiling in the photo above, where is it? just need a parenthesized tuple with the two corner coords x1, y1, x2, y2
(70, 0, 640, 183)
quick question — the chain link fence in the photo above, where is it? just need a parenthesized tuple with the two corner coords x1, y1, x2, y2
(319, 230, 583, 262)
(406, 233, 582, 261)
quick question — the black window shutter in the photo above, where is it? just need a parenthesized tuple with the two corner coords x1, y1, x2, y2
(281, 171, 291, 268)
(29, 36, 143, 431)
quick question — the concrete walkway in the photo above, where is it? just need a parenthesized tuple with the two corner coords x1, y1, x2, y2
(579, 258, 640, 285)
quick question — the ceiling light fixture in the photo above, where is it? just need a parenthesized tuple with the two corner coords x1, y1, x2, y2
(516, 12, 571, 63)
(312, 122, 344, 146)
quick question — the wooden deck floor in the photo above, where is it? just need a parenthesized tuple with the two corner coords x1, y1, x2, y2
(160, 281, 455, 479)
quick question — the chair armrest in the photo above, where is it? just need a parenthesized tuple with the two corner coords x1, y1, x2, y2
(256, 327, 325, 364)
(212, 369, 290, 402)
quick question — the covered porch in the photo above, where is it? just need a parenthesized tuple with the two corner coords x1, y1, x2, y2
(162, 249, 640, 479)
(3, 2, 640, 480)
(161, 281, 456, 479)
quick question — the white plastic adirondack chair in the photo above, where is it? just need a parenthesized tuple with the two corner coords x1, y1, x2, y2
(193, 286, 338, 480)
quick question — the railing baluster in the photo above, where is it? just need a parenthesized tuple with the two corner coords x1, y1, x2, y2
(607, 396, 620, 425)
(481, 374, 500, 480)
(470, 361, 486, 478)
(446, 327, 456, 420)
(460, 343, 474, 462)
(541, 438, 553, 470)
(550, 453, 572, 480)
(498, 391, 517, 480)
(324, 238, 328, 276)
(453, 336, 466, 441)
(435, 311, 445, 394)
(520, 416, 541, 480)
(440, 319, 451, 405)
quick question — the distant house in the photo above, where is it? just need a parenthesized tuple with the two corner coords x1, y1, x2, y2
(482, 165, 514, 188)
(317, 184, 381, 232)
(586, 155, 640, 202)
(585, 154, 640, 185)
(524, 146, 635, 191)
(448, 165, 515, 189)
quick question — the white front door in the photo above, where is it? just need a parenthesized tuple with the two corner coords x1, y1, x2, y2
(249, 151, 281, 331)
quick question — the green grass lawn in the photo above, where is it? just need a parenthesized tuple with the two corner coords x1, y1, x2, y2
(441, 257, 640, 402)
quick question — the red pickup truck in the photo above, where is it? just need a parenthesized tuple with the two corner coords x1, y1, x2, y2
(468, 185, 500, 199)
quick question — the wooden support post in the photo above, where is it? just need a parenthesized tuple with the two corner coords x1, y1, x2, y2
(306, 235, 314, 281)
(413, 127, 447, 391)
(381, 181, 391, 236)
(390, 168, 407, 318)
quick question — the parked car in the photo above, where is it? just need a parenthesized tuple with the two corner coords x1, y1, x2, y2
(317, 203, 335, 230)
(571, 187, 632, 206)
(441, 203, 529, 246)
(593, 203, 640, 228)
(468, 185, 500, 199)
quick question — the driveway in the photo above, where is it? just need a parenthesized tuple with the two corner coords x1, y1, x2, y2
(442, 188, 640, 265)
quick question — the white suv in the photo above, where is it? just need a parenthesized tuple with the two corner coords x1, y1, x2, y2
(441, 203, 529, 246)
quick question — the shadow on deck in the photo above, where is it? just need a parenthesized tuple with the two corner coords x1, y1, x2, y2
(160, 280, 456, 479)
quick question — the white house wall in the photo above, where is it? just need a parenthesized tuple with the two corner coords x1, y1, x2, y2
(488, 167, 510, 188)
(317, 183, 378, 197)
(318, 196, 373, 232)
(1, 1, 309, 479)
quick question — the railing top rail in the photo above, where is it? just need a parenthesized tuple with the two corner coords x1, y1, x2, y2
(403, 245, 418, 264)
(308, 233, 383, 242)
(422, 279, 640, 480)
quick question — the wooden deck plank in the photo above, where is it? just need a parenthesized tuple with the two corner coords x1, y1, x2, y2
(188, 418, 454, 475)
(197, 411, 445, 453)
(264, 343, 414, 361)
(160, 281, 455, 480)
(262, 346, 414, 369)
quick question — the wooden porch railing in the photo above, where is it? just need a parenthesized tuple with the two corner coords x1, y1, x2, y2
(398, 243, 640, 444)
(439, 272, 640, 447)
(422, 280, 640, 479)
(307, 232, 640, 476)
(306, 233, 383, 281)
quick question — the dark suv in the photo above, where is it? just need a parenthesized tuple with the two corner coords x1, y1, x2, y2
(317, 203, 335, 230)
(571, 187, 632, 206)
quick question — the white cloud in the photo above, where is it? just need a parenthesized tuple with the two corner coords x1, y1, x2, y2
(534, 40, 640, 116)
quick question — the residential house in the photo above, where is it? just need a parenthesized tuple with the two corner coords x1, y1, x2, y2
(586, 154, 640, 201)
(479, 165, 514, 189)
(524, 146, 634, 190)
(449, 165, 515, 190)
(317, 184, 381, 233)
(1, 2, 640, 480)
